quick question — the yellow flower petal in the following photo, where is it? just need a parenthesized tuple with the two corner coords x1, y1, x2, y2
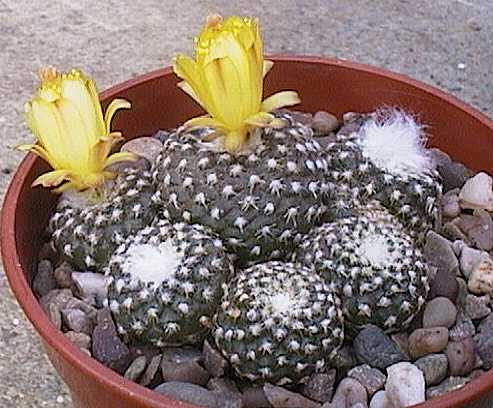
(104, 151, 138, 168)
(244, 112, 275, 127)
(262, 60, 274, 78)
(184, 116, 226, 132)
(177, 81, 203, 106)
(32, 169, 72, 188)
(261, 91, 300, 112)
(104, 98, 131, 135)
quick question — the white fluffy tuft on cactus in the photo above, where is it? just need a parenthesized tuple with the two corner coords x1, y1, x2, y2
(120, 241, 183, 288)
(358, 109, 434, 177)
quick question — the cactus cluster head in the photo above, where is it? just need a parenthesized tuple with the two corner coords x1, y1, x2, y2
(105, 219, 234, 346)
(214, 261, 344, 385)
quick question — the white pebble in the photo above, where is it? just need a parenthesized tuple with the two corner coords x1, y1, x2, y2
(386, 362, 425, 407)
(459, 172, 493, 212)
(370, 390, 394, 408)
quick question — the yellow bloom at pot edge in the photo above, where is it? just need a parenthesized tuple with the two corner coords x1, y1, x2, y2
(173, 15, 301, 153)
(18, 67, 137, 193)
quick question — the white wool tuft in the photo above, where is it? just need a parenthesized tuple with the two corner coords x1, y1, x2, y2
(358, 109, 434, 177)
(268, 292, 296, 315)
(357, 235, 398, 268)
(120, 241, 183, 287)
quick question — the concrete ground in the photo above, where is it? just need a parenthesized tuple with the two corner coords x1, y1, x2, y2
(0, 0, 491, 406)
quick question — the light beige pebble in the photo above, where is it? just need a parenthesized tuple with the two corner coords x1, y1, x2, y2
(386, 362, 425, 407)
(458, 172, 493, 212)
(468, 257, 493, 295)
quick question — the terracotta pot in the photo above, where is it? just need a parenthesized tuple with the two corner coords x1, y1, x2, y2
(2, 56, 493, 408)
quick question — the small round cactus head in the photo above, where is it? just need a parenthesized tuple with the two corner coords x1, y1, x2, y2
(106, 219, 234, 346)
(214, 261, 344, 385)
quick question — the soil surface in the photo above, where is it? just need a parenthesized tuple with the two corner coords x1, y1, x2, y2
(0, 1, 491, 407)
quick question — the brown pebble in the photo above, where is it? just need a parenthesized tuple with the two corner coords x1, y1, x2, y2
(446, 337, 477, 376)
(302, 371, 336, 403)
(64, 331, 91, 350)
(242, 385, 272, 408)
(264, 384, 321, 408)
(311, 111, 339, 135)
(53, 262, 74, 289)
(202, 339, 228, 377)
(161, 358, 209, 386)
(408, 327, 449, 359)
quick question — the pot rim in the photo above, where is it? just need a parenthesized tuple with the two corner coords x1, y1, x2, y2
(2, 55, 492, 408)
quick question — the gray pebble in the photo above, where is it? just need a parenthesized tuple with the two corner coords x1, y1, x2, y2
(460, 246, 489, 279)
(72, 272, 110, 306)
(450, 311, 476, 342)
(426, 377, 469, 399)
(61, 308, 94, 335)
(452, 239, 466, 257)
(390, 333, 409, 357)
(241, 385, 272, 408)
(161, 346, 202, 364)
(139, 354, 162, 387)
(121, 136, 163, 163)
(264, 384, 321, 408)
(33, 260, 56, 298)
(161, 356, 209, 386)
(64, 331, 91, 350)
(414, 354, 448, 386)
(422, 297, 457, 328)
(442, 192, 461, 218)
(105, 156, 151, 173)
(53, 262, 74, 289)
(442, 221, 470, 243)
(446, 337, 477, 376)
(152, 129, 171, 143)
(347, 364, 386, 398)
(456, 278, 469, 306)
(203, 339, 228, 377)
(464, 294, 491, 319)
(456, 210, 493, 251)
(475, 314, 493, 370)
(91, 308, 130, 373)
(154, 382, 220, 408)
(329, 378, 368, 408)
(124, 356, 147, 382)
(354, 325, 408, 370)
(46, 303, 62, 330)
(424, 231, 459, 300)
(302, 371, 336, 403)
(312, 111, 339, 135)
(408, 327, 449, 359)
(430, 148, 469, 192)
(207, 377, 240, 394)
(40, 289, 75, 313)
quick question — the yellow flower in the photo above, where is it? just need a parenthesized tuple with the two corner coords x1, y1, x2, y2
(18, 67, 137, 193)
(173, 15, 300, 153)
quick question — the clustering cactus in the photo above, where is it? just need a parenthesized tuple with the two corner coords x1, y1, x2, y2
(49, 168, 156, 270)
(106, 219, 234, 346)
(152, 111, 335, 264)
(324, 110, 442, 240)
(214, 261, 344, 384)
(295, 201, 430, 334)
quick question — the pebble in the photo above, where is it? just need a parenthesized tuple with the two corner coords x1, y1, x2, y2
(154, 382, 221, 408)
(408, 327, 449, 359)
(121, 136, 163, 163)
(331, 345, 357, 373)
(328, 378, 368, 407)
(124, 356, 147, 382)
(456, 278, 469, 306)
(474, 315, 493, 369)
(161, 346, 202, 364)
(311, 111, 339, 135)
(241, 385, 272, 408)
(449, 311, 476, 342)
(91, 308, 130, 373)
(424, 231, 459, 300)
(452, 239, 465, 257)
(264, 384, 321, 408)
(302, 371, 336, 403)
(468, 256, 493, 295)
(369, 391, 393, 408)
(203, 340, 228, 377)
(446, 337, 476, 376)
(152, 129, 171, 143)
(347, 364, 386, 397)
(161, 354, 209, 386)
(426, 377, 469, 399)
(442, 192, 461, 218)
(460, 246, 489, 279)
(414, 353, 448, 386)
(72, 272, 110, 306)
(390, 333, 409, 357)
(458, 172, 493, 212)
(139, 354, 162, 387)
(53, 262, 74, 289)
(354, 326, 408, 369)
(207, 377, 240, 395)
(442, 221, 469, 243)
(422, 297, 457, 328)
(106, 156, 151, 173)
(61, 308, 94, 335)
(385, 362, 425, 407)
(47, 303, 62, 330)
(456, 210, 493, 251)
(464, 294, 491, 319)
(40, 289, 76, 313)
(430, 148, 469, 192)
(33, 260, 57, 298)
(64, 331, 91, 350)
